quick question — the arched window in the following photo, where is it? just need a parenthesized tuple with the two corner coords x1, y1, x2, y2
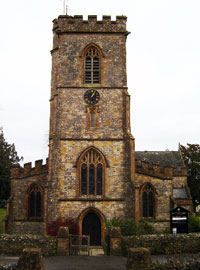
(141, 184, 155, 218)
(84, 46, 100, 84)
(28, 184, 43, 220)
(80, 149, 104, 196)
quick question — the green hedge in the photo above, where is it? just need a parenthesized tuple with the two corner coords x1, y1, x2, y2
(189, 214, 200, 233)
(106, 218, 156, 236)
(0, 208, 6, 234)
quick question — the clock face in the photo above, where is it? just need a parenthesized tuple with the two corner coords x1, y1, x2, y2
(84, 89, 100, 105)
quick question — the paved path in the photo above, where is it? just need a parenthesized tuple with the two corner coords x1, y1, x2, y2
(0, 256, 127, 270)
(2, 253, 200, 269)
(44, 256, 127, 270)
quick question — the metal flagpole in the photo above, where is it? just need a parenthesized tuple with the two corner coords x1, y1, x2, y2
(66, 0, 68, 15)
(63, 0, 66, 15)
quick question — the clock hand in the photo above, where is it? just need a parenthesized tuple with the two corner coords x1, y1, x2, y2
(91, 91, 95, 97)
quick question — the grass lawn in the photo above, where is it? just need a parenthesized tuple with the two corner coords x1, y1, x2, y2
(0, 208, 6, 234)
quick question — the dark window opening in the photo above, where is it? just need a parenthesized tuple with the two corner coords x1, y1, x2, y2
(28, 184, 43, 220)
(149, 191, 154, 217)
(30, 191, 35, 218)
(36, 192, 41, 217)
(97, 164, 103, 195)
(80, 149, 104, 196)
(142, 184, 155, 218)
(84, 47, 100, 84)
(81, 164, 87, 195)
(143, 192, 148, 217)
(89, 164, 95, 195)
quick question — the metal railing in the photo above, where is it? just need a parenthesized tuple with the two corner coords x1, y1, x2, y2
(69, 235, 90, 256)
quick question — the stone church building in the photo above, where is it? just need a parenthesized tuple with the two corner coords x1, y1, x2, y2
(5, 15, 192, 245)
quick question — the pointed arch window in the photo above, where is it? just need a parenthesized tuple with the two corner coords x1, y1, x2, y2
(141, 184, 155, 218)
(84, 46, 100, 84)
(28, 184, 43, 220)
(80, 149, 104, 196)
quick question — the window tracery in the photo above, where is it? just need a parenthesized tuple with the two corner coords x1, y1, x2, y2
(80, 149, 104, 196)
(84, 46, 100, 84)
(28, 184, 43, 220)
(141, 184, 155, 218)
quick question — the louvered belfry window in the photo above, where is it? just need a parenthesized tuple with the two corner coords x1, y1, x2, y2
(84, 47, 100, 84)
(28, 184, 43, 219)
(80, 149, 103, 195)
(142, 184, 154, 218)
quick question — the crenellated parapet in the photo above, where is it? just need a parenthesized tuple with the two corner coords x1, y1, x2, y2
(136, 160, 187, 179)
(11, 159, 48, 179)
(53, 15, 128, 34)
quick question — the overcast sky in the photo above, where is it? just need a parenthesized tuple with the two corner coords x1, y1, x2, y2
(1, 0, 200, 164)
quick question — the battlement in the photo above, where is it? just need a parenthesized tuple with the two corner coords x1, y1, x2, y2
(11, 159, 48, 179)
(136, 160, 187, 179)
(53, 15, 128, 34)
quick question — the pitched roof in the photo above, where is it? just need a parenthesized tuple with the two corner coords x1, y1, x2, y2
(173, 188, 189, 199)
(135, 151, 185, 168)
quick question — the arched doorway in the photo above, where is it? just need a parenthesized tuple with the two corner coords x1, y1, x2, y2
(82, 212, 101, 246)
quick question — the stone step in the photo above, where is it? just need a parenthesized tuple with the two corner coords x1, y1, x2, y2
(89, 246, 104, 256)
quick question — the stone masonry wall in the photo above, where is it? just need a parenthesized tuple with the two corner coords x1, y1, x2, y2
(134, 173, 188, 230)
(135, 173, 172, 222)
(53, 15, 127, 34)
(56, 88, 125, 139)
(6, 221, 45, 235)
(123, 234, 200, 255)
(0, 235, 56, 256)
(48, 14, 133, 229)
(10, 173, 48, 221)
(54, 34, 127, 88)
(7, 160, 48, 234)
(47, 140, 133, 224)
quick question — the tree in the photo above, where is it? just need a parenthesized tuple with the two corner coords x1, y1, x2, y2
(0, 127, 23, 204)
(180, 143, 200, 212)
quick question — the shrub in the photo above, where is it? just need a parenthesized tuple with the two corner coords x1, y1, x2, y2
(120, 219, 139, 236)
(47, 217, 79, 236)
(138, 220, 156, 235)
(0, 200, 6, 208)
(188, 214, 200, 233)
(106, 217, 121, 234)
(106, 218, 156, 236)
(0, 208, 6, 234)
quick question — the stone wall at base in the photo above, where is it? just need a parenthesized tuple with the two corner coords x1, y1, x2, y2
(123, 234, 200, 255)
(0, 235, 57, 256)
(6, 221, 45, 235)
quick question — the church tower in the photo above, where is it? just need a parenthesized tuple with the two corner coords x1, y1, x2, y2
(48, 15, 135, 244)
(6, 14, 192, 239)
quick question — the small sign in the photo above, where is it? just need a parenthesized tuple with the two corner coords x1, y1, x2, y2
(170, 206, 189, 234)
